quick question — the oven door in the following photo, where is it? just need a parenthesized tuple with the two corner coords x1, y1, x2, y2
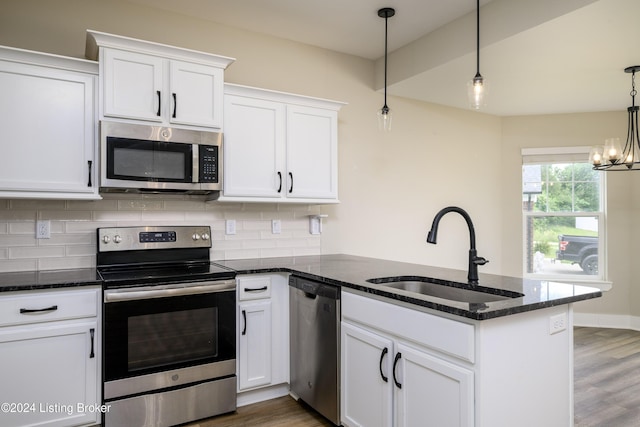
(103, 280, 236, 400)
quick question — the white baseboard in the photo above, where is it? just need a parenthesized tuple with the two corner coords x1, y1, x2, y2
(237, 383, 290, 407)
(574, 312, 640, 331)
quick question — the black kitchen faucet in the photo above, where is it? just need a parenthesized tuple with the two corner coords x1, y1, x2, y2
(426, 206, 489, 284)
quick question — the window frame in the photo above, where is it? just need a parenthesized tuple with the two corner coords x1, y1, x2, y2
(521, 147, 610, 288)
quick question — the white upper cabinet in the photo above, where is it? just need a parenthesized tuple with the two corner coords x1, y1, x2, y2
(221, 84, 344, 203)
(86, 30, 233, 130)
(0, 46, 99, 200)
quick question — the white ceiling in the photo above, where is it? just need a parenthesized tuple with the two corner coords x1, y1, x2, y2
(127, 0, 640, 116)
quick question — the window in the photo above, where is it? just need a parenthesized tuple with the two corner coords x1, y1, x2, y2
(522, 147, 605, 281)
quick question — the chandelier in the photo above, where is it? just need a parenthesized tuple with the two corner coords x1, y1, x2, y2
(590, 66, 640, 171)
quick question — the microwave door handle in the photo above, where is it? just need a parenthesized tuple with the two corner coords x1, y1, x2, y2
(193, 145, 199, 183)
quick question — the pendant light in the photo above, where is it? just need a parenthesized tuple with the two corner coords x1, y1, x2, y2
(377, 7, 395, 131)
(468, 0, 488, 110)
(590, 66, 640, 171)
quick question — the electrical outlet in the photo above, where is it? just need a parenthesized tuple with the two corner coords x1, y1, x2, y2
(549, 313, 567, 335)
(36, 220, 51, 239)
(309, 217, 321, 235)
(272, 220, 282, 234)
(225, 219, 236, 235)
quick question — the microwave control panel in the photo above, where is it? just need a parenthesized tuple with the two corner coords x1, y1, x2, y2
(199, 145, 218, 183)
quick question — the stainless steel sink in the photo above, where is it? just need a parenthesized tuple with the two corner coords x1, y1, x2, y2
(366, 276, 524, 304)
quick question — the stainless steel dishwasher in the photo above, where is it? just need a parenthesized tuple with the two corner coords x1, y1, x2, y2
(289, 276, 341, 426)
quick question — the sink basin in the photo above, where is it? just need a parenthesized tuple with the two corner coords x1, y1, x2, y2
(366, 276, 524, 304)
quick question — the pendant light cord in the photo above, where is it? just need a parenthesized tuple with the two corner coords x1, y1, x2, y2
(475, 0, 481, 77)
(384, 13, 389, 109)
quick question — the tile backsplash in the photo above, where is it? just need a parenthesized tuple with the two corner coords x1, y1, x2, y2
(0, 195, 325, 272)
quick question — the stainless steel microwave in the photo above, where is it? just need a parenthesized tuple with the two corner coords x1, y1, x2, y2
(99, 121, 222, 196)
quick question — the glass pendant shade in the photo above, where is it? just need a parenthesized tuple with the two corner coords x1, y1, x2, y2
(467, 74, 488, 110)
(377, 106, 392, 131)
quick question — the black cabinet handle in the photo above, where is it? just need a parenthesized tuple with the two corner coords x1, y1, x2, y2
(156, 90, 161, 116)
(277, 172, 282, 193)
(172, 93, 177, 118)
(241, 310, 247, 335)
(244, 286, 268, 293)
(87, 160, 93, 187)
(392, 352, 402, 389)
(89, 328, 95, 359)
(288, 172, 293, 193)
(379, 347, 389, 383)
(20, 305, 58, 314)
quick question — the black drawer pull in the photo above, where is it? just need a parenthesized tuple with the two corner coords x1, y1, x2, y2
(20, 305, 58, 314)
(244, 286, 268, 293)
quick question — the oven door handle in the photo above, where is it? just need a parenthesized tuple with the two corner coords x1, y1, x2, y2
(104, 280, 235, 302)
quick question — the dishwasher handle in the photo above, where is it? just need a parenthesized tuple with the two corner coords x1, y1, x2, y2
(289, 276, 340, 300)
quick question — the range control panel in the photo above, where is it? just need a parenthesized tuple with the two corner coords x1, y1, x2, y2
(98, 226, 212, 252)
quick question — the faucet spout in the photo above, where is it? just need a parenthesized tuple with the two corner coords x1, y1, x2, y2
(426, 206, 488, 284)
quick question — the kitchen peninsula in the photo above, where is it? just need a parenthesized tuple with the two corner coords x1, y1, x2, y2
(0, 254, 600, 427)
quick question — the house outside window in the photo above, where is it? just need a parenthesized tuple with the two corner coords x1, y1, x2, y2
(522, 147, 606, 282)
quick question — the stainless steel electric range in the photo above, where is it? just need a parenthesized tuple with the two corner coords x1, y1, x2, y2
(97, 225, 236, 427)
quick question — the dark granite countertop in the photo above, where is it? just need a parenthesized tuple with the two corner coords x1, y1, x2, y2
(0, 254, 602, 321)
(0, 268, 102, 293)
(214, 254, 602, 320)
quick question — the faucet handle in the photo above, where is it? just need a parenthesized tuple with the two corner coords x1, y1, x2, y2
(473, 256, 489, 265)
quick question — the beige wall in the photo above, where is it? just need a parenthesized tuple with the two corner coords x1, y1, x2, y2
(1, 0, 637, 322)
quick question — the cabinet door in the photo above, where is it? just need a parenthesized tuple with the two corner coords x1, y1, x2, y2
(341, 322, 393, 427)
(0, 61, 98, 199)
(238, 300, 273, 390)
(286, 105, 338, 199)
(0, 321, 98, 427)
(102, 49, 164, 122)
(170, 60, 223, 128)
(223, 95, 285, 198)
(394, 343, 474, 427)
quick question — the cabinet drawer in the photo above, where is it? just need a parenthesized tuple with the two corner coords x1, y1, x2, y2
(0, 288, 98, 327)
(342, 291, 475, 363)
(238, 276, 272, 301)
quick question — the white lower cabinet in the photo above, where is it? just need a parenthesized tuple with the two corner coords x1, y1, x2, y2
(341, 322, 473, 427)
(342, 290, 575, 427)
(238, 299, 273, 389)
(0, 288, 100, 427)
(236, 274, 290, 405)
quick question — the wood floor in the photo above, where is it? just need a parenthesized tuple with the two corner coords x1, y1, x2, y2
(187, 327, 640, 427)
(186, 396, 333, 427)
(574, 327, 640, 427)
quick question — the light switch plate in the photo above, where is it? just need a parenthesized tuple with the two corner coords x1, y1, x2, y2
(272, 220, 281, 234)
(225, 219, 236, 235)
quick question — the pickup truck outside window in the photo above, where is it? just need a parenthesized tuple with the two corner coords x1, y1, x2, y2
(522, 159, 604, 280)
